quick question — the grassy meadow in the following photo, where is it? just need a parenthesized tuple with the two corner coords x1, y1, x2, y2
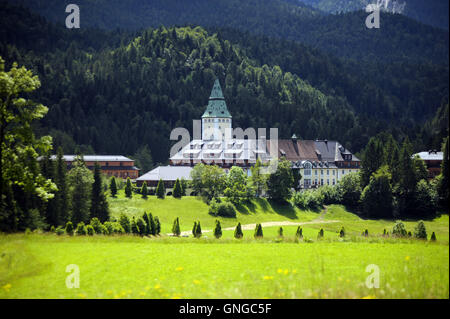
(0, 190, 448, 299)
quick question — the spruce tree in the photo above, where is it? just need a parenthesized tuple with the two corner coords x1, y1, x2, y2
(277, 226, 283, 238)
(55, 147, 69, 225)
(90, 162, 110, 222)
(141, 182, 148, 199)
(154, 216, 161, 235)
(172, 217, 181, 236)
(136, 218, 146, 236)
(156, 179, 165, 199)
(173, 178, 182, 198)
(195, 221, 202, 238)
(131, 217, 139, 234)
(110, 176, 118, 198)
(234, 222, 243, 239)
(192, 221, 197, 237)
(214, 220, 222, 239)
(339, 227, 345, 238)
(254, 223, 263, 238)
(318, 228, 324, 239)
(437, 137, 449, 210)
(296, 226, 303, 239)
(430, 232, 437, 241)
(125, 177, 133, 198)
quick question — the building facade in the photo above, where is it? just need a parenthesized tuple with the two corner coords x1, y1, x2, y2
(51, 155, 140, 179)
(168, 79, 360, 188)
(413, 150, 443, 179)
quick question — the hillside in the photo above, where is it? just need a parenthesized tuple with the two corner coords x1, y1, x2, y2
(16, 0, 449, 64)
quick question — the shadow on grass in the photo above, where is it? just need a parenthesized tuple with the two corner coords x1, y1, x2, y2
(266, 200, 298, 220)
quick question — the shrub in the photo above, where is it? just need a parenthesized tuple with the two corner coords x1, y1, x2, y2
(136, 218, 147, 236)
(172, 217, 181, 237)
(430, 232, 436, 241)
(86, 225, 95, 236)
(143, 212, 156, 235)
(318, 228, 324, 239)
(216, 202, 237, 218)
(407, 231, 412, 237)
(414, 221, 427, 239)
(50, 225, 56, 233)
(90, 217, 103, 234)
(65, 221, 74, 236)
(55, 226, 65, 236)
(292, 190, 323, 210)
(278, 227, 283, 238)
(295, 226, 303, 239)
(75, 222, 87, 235)
(339, 227, 345, 238)
(383, 229, 387, 237)
(254, 224, 263, 238)
(392, 221, 407, 237)
(214, 220, 222, 239)
(364, 229, 369, 237)
(104, 221, 114, 235)
(234, 222, 243, 239)
(119, 214, 131, 233)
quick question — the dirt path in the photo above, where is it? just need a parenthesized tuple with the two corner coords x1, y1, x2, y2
(175, 206, 339, 236)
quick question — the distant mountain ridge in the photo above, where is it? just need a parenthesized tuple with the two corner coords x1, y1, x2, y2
(298, 0, 449, 30)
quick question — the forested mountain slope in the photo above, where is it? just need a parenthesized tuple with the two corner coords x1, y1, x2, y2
(16, 0, 449, 64)
(1, 2, 448, 164)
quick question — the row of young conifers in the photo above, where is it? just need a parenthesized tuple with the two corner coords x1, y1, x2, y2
(47, 213, 437, 242)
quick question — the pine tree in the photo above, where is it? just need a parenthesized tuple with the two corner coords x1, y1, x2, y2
(110, 176, 118, 198)
(55, 147, 69, 225)
(68, 155, 93, 225)
(90, 162, 110, 222)
(361, 137, 384, 187)
(214, 220, 222, 239)
(131, 217, 139, 234)
(156, 179, 165, 199)
(172, 217, 181, 236)
(192, 221, 197, 237)
(430, 232, 437, 241)
(136, 217, 146, 236)
(277, 226, 283, 238)
(125, 177, 133, 198)
(295, 226, 303, 239)
(254, 223, 263, 238)
(154, 216, 161, 235)
(437, 137, 449, 210)
(318, 228, 324, 239)
(173, 178, 182, 198)
(195, 221, 202, 238)
(148, 212, 156, 235)
(141, 182, 148, 199)
(234, 222, 243, 239)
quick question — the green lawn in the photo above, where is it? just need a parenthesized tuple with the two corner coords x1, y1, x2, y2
(0, 234, 447, 299)
(109, 191, 320, 232)
(0, 192, 448, 299)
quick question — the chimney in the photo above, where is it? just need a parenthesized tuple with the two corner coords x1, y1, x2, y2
(291, 134, 298, 143)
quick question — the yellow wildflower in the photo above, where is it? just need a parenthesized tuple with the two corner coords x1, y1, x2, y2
(193, 280, 201, 285)
(405, 256, 410, 261)
(175, 267, 184, 272)
(263, 275, 274, 280)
